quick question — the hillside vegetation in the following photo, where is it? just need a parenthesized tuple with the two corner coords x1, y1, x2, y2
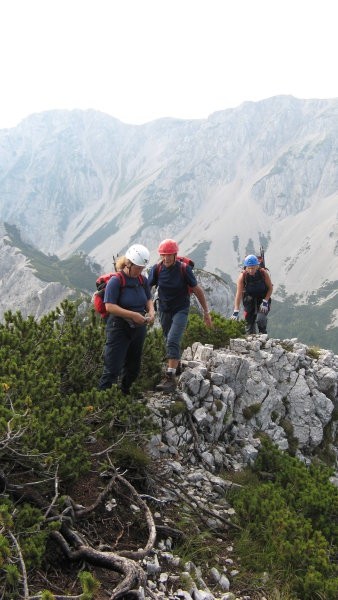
(4, 223, 101, 292)
(1, 302, 338, 599)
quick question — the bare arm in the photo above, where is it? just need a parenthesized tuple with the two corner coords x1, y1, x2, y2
(145, 299, 155, 324)
(191, 285, 212, 327)
(234, 274, 244, 311)
(262, 271, 273, 301)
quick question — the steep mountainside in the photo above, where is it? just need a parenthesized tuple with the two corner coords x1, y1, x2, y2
(0, 223, 233, 323)
(0, 224, 74, 320)
(0, 96, 337, 336)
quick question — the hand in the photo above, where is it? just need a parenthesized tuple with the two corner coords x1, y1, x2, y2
(144, 313, 155, 325)
(259, 300, 269, 314)
(203, 311, 212, 327)
(132, 312, 149, 325)
(230, 310, 239, 321)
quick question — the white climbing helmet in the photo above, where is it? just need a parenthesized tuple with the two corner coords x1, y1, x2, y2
(125, 244, 150, 267)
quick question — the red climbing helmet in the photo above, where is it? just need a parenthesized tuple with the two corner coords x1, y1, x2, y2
(157, 239, 179, 255)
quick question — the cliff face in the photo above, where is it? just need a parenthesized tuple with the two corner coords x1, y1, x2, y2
(0, 97, 337, 302)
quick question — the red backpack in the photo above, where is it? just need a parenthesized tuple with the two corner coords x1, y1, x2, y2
(93, 271, 145, 319)
(154, 256, 195, 294)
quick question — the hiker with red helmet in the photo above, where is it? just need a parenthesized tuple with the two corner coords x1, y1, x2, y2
(99, 244, 155, 394)
(231, 254, 273, 335)
(148, 239, 212, 393)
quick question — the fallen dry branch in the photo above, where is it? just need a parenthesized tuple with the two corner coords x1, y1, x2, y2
(51, 471, 157, 597)
(50, 530, 146, 600)
(3, 465, 159, 599)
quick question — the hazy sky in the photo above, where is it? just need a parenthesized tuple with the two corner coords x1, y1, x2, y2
(1, 0, 337, 129)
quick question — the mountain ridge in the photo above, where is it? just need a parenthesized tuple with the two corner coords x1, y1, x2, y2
(0, 96, 337, 345)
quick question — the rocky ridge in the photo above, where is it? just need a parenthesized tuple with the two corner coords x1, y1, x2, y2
(138, 335, 338, 599)
(0, 224, 73, 320)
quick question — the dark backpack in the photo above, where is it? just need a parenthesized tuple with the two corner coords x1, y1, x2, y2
(153, 256, 195, 294)
(93, 271, 145, 319)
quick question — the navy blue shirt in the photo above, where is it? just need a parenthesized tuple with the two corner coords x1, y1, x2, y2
(148, 261, 197, 313)
(104, 273, 151, 313)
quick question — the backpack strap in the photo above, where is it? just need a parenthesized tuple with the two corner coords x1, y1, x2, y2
(179, 261, 189, 285)
(152, 262, 163, 287)
(112, 272, 145, 304)
(242, 267, 268, 290)
(153, 260, 189, 286)
(115, 271, 126, 287)
(116, 271, 144, 290)
(153, 260, 192, 296)
(258, 268, 269, 285)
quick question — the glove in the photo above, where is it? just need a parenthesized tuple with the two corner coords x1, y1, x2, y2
(230, 310, 239, 321)
(259, 300, 269, 314)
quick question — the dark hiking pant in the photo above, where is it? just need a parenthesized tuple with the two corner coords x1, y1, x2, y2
(243, 295, 268, 334)
(99, 317, 147, 393)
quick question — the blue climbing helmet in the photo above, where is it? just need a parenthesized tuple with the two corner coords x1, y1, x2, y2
(243, 254, 260, 267)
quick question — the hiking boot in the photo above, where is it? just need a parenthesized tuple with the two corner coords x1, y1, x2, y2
(156, 372, 177, 393)
(175, 361, 182, 376)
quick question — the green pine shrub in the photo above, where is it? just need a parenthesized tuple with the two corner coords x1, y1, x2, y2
(0, 301, 155, 480)
(112, 441, 151, 470)
(228, 439, 338, 599)
(139, 326, 166, 389)
(181, 311, 245, 350)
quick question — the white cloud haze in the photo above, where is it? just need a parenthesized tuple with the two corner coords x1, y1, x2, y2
(0, 0, 337, 129)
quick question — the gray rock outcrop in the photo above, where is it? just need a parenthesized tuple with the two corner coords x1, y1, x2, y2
(148, 336, 337, 469)
(142, 335, 338, 598)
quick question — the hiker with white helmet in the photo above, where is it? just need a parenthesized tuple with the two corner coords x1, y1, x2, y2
(231, 254, 273, 335)
(98, 244, 155, 394)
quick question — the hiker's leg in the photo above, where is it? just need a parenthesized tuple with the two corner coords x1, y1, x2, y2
(120, 326, 147, 393)
(156, 309, 188, 391)
(243, 300, 256, 334)
(245, 317, 256, 334)
(159, 311, 172, 340)
(156, 309, 187, 392)
(166, 308, 189, 362)
(159, 311, 178, 368)
(99, 319, 129, 390)
(256, 312, 268, 334)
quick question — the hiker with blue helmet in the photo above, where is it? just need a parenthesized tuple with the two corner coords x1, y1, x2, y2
(230, 254, 273, 335)
(99, 244, 155, 394)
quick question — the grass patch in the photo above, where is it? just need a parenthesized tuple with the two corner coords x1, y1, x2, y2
(242, 403, 261, 420)
(306, 346, 321, 359)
